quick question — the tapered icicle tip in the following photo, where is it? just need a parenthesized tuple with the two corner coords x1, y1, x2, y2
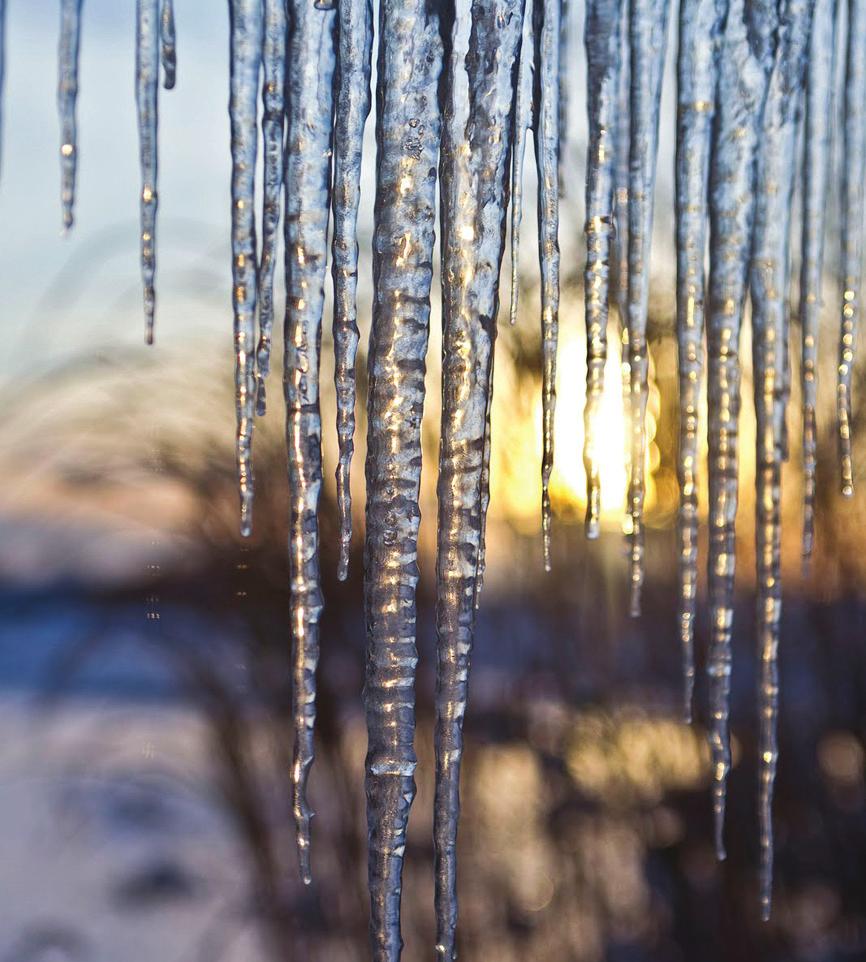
(712, 768, 727, 860)
(584, 488, 600, 540)
(239, 500, 253, 538)
(337, 542, 350, 582)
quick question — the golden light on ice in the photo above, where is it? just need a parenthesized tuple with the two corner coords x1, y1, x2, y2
(550, 325, 659, 527)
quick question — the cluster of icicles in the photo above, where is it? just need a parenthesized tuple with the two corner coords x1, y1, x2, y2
(2, 0, 864, 953)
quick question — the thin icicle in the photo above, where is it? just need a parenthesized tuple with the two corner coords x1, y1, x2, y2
(228, 0, 262, 539)
(509, 0, 534, 327)
(363, 0, 442, 954)
(283, 0, 336, 884)
(535, 0, 560, 572)
(0, 0, 6, 175)
(331, 0, 373, 581)
(750, 0, 813, 920)
(474, 355, 494, 608)
(613, 11, 631, 492)
(254, 0, 287, 418)
(136, 0, 160, 344)
(58, 0, 83, 232)
(799, 0, 838, 563)
(674, 0, 726, 722)
(160, 0, 176, 89)
(837, 0, 866, 498)
(582, 0, 624, 540)
(434, 0, 523, 955)
(705, 0, 774, 862)
(625, 0, 670, 615)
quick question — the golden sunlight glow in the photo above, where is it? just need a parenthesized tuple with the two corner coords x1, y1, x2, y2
(550, 325, 658, 527)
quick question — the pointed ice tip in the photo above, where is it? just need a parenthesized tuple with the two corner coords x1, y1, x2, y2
(842, 481, 854, 499)
(760, 897, 771, 922)
(240, 520, 253, 539)
(585, 516, 600, 540)
(144, 325, 155, 347)
(337, 549, 349, 582)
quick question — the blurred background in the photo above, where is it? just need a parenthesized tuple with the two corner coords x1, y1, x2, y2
(3, 2, 866, 960)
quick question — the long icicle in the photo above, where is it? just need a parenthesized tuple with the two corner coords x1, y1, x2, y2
(535, 0, 560, 572)
(625, 0, 670, 615)
(363, 0, 442, 954)
(674, 0, 726, 722)
(331, 0, 373, 581)
(705, 0, 774, 862)
(799, 0, 838, 564)
(283, 0, 336, 884)
(160, 0, 176, 89)
(434, 0, 524, 955)
(0, 0, 6, 176)
(228, 0, 262, 539)
(582, 0, 624, 540)
(254, 0, 287, 418)
(58, 0, 83, 232)
(613, 6, 631, 495)
(750, 0, 814, 919)
(136, 0, 161, 344)
(509, 0, 534, 327)
(837, 0, 866, 498)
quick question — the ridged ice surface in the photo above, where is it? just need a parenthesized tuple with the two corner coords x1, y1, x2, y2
(583, 0, 624, 540)
(282, 0, 336, 884)
(837, 0, 866, 498)
(626, 0, 670, 615)
(749, 0, 813, 919)
(363, 0, 442, 956)
(331, 0, 373, 581)
(254, 0, 287, 418)
(434, 2, 523, 957)
(535, 0, 561, 572)
(228, 0, 262, 539)
(674, 0, 725, 722)
(58, 0, 83, 232)
(705, 0, 774, 862)
(799, 0, 837, 563)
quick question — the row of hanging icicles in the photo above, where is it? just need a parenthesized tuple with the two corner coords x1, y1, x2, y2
(1, 0, 863, 954)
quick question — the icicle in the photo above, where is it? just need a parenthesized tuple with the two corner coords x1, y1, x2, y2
(0, 0, 6, 175)
(136, 0, 161, 344)
(705, 0, 774, 862)
(582, 0, 624, 540)
(558, 0, 569, 196)
(331, 0, 373, 581)
(228, 0, 262, 539)
(254, 0, 287, 418)
(837, 0, 866, 498)
(509, 0, 534, 327)
(160, 0, 176, 89)
(283, 0, 336, 884)
(58, 0, 83, 232)
(799, 0, 838, 563)
(535, 0, 561, 572)
(674, 0, 725, 722)
(363, 0, 442, 953)
(434, 0, 523, 955)
(625, 0, 670, 615)
(750, 0, 813, 919)
(613, 11, 631, 491)
(474, 355, 494, 608)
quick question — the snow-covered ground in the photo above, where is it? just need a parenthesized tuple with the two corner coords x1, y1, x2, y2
(0, 695, 268, 962)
